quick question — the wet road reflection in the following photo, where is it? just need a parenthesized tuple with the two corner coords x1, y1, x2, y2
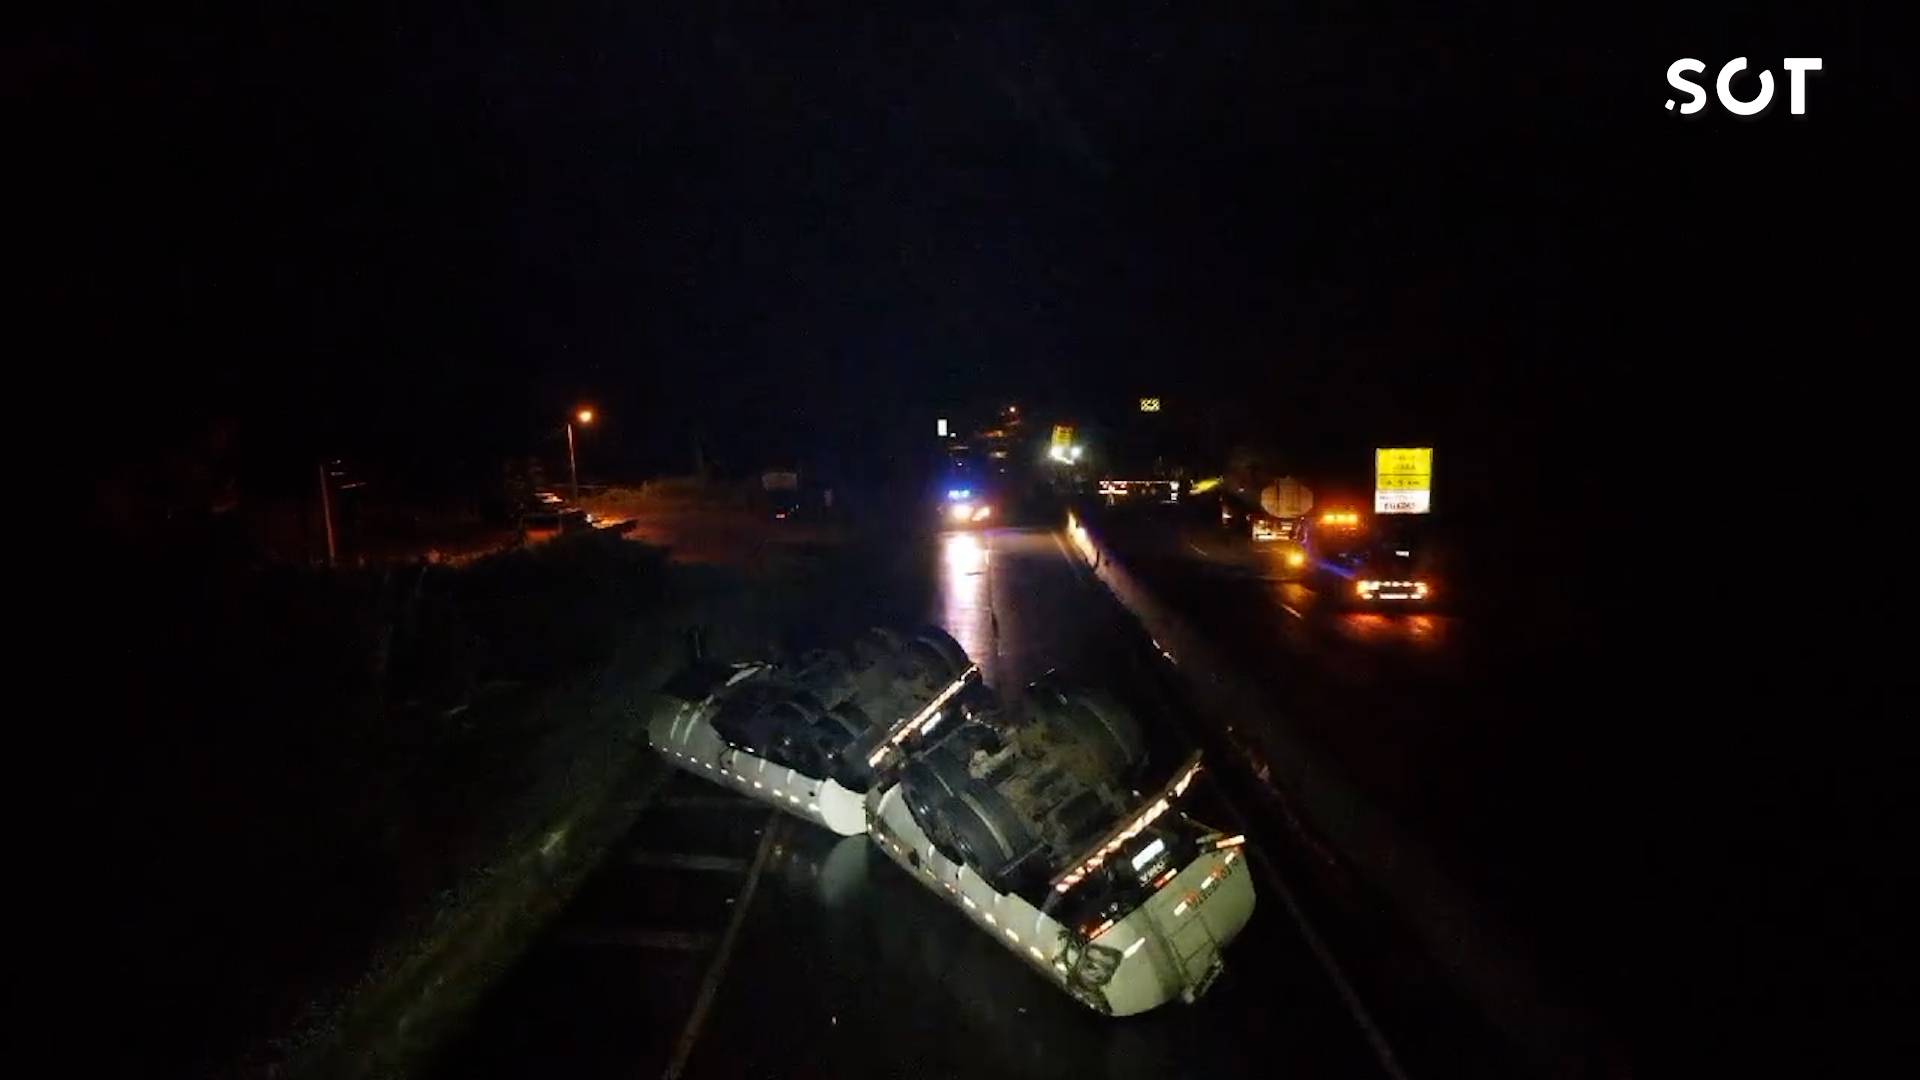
(939, 530, 997, 683)
(1332, 610, 1451, 648)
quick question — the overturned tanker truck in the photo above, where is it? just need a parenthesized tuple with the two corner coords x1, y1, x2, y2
(646, 626, 1254, 1015)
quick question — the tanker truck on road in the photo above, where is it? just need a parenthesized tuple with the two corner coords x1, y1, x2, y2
(1218, 474, 1315, 573)
(646, 626, 1255, 1016)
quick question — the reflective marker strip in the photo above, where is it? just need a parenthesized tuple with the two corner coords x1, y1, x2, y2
(1054, 753, 1205, 895)
(868, 666, 978, 767)
(1172, 759, 1201, 797)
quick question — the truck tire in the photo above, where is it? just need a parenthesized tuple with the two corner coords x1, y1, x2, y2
(941, 783, 1037, 881)
(905, 625, 972, 683)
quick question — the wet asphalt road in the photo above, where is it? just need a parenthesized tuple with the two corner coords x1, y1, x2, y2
(433, 526, 1391, 1080)
(1082, 505, 1630, 1072)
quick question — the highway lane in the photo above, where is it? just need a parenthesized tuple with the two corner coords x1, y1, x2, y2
(1172, 521, 1468, 680)
(433, 525, 1392, 1079)
(1087, 506, 1570, 888)
(1081, 504, 1633, 1071)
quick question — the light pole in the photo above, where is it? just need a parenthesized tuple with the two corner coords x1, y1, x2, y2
(567, 408, 594, 502)
(317, 462, 337, 567)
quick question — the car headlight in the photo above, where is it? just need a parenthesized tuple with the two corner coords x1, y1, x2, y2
(949, 502, 973, 522)
(972, 505, 992, 521)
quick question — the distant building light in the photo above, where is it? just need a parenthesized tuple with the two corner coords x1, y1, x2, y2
(1139, 397, 1162, 412)
(937, 418, 949, 437)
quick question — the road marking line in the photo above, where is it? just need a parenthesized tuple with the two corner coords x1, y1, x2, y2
(1281, 604, 1304, 620)
(662, 813, 781, 1080)
(1247, 846, 1407, 1080)
(629, 852, 752, 873)
(1186, 541, 1209, 558)
(558, 929, 719, 951)
(1201, 788, 1407, 1080)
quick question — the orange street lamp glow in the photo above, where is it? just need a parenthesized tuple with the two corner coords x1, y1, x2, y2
(576, 408, 595, 425)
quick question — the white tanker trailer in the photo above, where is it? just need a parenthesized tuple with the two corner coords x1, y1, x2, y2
(646, 626, 1254, 1015)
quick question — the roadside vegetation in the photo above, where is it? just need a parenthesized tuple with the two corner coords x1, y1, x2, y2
(93, 531, 682, 1075)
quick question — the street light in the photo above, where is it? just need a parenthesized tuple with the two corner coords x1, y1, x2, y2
(567, 407, 595, 502)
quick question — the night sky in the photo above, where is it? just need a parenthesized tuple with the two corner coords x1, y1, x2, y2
(29, 4, 1908, 503)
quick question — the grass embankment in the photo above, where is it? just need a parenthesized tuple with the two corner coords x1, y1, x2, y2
(88, 514, 855, 1078)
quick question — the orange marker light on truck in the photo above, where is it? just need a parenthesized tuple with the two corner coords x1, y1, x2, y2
(1053, 754, 1204, 896)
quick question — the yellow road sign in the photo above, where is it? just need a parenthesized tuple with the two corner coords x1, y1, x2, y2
(1375, 447, 1433, 513)
(1139, 397, 1162, 413)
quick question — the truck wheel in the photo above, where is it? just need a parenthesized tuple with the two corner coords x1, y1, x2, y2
(941, 783, 1037, 881)
(905, 625, 972, 683)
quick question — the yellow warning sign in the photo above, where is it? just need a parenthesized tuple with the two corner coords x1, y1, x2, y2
(1374, 447, 1433, 513)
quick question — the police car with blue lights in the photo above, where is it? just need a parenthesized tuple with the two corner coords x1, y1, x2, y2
(940, 484, 996, 528)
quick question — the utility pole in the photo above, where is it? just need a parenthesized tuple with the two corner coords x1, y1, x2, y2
(567, 407, 595, 503)
(318, 462, 337, 567)
(566, 420, 579, 503)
